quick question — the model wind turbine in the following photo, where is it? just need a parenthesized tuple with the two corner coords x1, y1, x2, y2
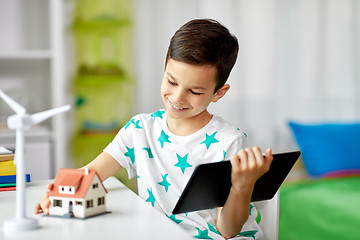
(0, 90, 71, 232)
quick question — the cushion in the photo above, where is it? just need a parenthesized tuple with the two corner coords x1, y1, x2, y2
(288, 122, 360, 177)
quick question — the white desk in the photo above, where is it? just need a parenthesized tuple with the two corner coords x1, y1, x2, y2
(0, 177, 194, 240)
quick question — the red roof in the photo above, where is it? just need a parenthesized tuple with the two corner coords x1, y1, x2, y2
(59, 173, 83, 187)
(49, 168, 107, 199)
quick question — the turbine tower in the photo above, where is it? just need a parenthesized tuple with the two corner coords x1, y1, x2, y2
(0, 90, 71, 232)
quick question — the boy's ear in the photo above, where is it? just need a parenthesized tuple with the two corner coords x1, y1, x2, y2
(212, 84, 230, 103)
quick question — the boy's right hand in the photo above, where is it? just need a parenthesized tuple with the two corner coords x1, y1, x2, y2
(34, 182, 54, 215)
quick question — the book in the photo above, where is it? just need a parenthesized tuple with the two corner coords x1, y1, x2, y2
(0, 160, 16, 175)
(0, 183, 16, 188)
(0, 154, 14, 162)
(0, 186, 16, 191)
(0, 174, 32, 184)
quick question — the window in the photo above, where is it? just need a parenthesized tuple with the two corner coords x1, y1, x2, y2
(53, 199, 62, 207)
(86, 200, 93, 208)
(59, 186, 75, 195)
(92, 183, 98, 189)
(76, 201, 83, 206)
(98, 197, 105, 206)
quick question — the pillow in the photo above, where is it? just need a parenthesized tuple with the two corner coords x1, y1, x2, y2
(288, 121, 360, 177)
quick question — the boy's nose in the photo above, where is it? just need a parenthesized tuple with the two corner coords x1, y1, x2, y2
(172, 89, 186, 104)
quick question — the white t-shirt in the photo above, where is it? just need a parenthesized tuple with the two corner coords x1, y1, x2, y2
(104, 110, 263, 239)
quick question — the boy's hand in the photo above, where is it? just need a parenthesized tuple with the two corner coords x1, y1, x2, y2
(230, 147, 273, 195)
(34, 182, 54, 215)
(216, 147, 273, 238)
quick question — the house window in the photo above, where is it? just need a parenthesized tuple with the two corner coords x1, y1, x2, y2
(92, 183, 98, 189)
(86, 200, 93, 208)
(59, 186, 75, 195)
(76, 201, 83, 206)
(53, 199, 62, 207)
(98, 197, 105, 206)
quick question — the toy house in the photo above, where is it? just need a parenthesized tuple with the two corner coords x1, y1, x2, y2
(49, 168, 107, 218)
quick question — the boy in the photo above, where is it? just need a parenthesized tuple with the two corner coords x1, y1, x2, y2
(35, 19, 273, 239)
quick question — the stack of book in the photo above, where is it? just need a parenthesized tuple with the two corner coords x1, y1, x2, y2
(0, 146, 31, 191)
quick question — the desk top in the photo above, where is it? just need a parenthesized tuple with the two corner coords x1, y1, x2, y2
(0, 177, 194, 240)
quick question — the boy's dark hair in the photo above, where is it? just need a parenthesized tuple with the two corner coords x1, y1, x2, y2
(165, 19, 239, 93)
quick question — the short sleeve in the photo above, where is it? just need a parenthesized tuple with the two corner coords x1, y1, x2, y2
(103, 121, 137, 179)
(224, 133, 249, 160)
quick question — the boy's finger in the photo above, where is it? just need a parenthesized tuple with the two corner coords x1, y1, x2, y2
(42, 191, 49, 200)
(245, 148, 256, 168)
(265, 148, 272, 160)
(46, 182, 54, 190)
(34, 203, 41, 214)
(238, 149, 248, 170)
(264, 148, 273, 168)
(252, 146, 264, 165)
(41, 200, 50, 215)
(230, 153, 241, 171)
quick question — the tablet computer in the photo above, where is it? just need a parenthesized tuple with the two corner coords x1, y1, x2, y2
(172, 151, 301, 214)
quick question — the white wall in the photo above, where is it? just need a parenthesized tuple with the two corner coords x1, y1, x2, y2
(133, 0, 360, 152)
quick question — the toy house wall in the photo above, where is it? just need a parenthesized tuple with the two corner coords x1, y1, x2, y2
(83, 176, 107, 217)
(49, 196, 84, 217)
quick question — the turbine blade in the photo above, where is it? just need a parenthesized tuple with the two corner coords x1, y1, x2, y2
(0, 90, 26, 114)
(30, 105, 71, 125)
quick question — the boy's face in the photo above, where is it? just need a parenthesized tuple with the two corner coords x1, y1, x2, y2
(161, 59, 228, 123)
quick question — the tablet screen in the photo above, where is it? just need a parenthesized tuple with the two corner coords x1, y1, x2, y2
(172, 151, 301, 214)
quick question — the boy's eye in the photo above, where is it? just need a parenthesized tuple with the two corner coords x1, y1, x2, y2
(190, 90, 202, 95)
(168, 79, 177, 86)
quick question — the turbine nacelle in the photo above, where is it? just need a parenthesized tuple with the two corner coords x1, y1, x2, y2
(1, 89, 71, 130)
(7, 114, 32, 130)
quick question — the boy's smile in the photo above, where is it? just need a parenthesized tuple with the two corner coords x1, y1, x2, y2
(161, 59, 229, 135)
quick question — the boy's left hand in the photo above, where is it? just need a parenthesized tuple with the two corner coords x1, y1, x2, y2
(230, 147, 273, 195)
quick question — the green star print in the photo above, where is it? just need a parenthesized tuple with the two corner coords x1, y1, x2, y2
(256, 209, 262, 224)
(158, 130, 171, 148)
(142, 147, 154, 158)
(207, 223, 220, 235)
(134, 120, 142, 129)
(200, 131, 219, 149)
(158, 173, 171, 192)
(238, 230, 257, 240)
(146, 188, 156, 207)
(151, 110, 165, 121)
(174, 153, 192, 174)
(125, 119, 135, 129)
(250, 204, 254, 215)
(195, 228, 212, 239)
(167, 214, 183, 224)
(124, 146, 135, 164)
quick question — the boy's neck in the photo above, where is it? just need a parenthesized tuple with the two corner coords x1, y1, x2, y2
(166, 110, 213, 136)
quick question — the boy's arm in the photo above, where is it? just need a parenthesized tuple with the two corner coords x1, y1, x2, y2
(216, 147, 273, 239)
(82, 151, 122, 182)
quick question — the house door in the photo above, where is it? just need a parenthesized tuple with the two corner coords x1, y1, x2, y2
(69, 201, 73, 215)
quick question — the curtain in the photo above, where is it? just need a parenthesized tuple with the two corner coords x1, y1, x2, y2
(133, 0, 360, 151)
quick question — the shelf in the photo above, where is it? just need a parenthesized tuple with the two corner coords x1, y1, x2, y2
(0, 50, 52, 59)
(0, 125, 52, 142)
(0, 0, 68, 176)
